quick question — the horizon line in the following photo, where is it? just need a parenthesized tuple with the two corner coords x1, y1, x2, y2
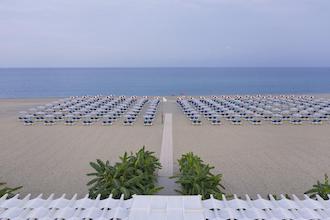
(1, 66, 330, 69)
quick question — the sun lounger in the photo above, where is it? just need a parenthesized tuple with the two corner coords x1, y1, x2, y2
(102, 120, 113, 125)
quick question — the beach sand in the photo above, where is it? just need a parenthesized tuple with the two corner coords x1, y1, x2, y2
(0, 99, 163, 197)
(1, 97, 330, 198)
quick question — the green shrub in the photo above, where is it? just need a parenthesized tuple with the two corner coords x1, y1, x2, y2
(305, 174, 330, 200)
(87, 146, 163, 199)
(171, 152, 225, 199)
(0, 182, 22, 198)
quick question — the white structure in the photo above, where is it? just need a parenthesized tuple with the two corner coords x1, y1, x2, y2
(1, 194, 329, 219)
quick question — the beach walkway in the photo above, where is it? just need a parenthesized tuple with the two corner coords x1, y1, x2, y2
(158, 113, 173, 177)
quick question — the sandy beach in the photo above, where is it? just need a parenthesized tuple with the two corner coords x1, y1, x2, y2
(0, 98, 163, 197)
(1, 97, 330, 198)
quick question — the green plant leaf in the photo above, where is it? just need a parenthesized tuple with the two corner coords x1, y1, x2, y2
(171, 152, 226, 199)
(305, 174, 330, 200)
(87, 146, 162, 199)
(0, 182, 22, 198)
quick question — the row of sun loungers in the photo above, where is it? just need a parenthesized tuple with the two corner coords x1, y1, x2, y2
(177, 95, 330, 125)
(123, 98, 148, 125)
(177, 99, 203, 125)
(143, 99, 160, 125)
(19, 96, 121, 125)
(68, 97, 135, 126)
(18, 94, 330, 126)
(18, 96, 159, 126)
(190, 99, 226, 125)
(100, 97, 136, 126)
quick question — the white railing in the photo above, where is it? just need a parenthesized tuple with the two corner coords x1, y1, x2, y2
(1, 194, 329, 219)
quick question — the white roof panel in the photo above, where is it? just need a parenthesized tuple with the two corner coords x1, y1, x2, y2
(0, 194, 329, 219)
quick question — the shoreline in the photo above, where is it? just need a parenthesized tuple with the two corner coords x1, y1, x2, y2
(1, 92, 330, 100)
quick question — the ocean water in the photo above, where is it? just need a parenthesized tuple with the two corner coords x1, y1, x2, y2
(0, 67, 330, 98)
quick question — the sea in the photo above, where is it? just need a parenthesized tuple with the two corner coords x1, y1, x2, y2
(0, 67, 330, 98)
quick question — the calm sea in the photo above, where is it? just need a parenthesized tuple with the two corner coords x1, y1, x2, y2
(0, 67, 329, 98)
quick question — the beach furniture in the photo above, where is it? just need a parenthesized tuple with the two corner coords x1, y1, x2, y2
(290, 113, 303, 125)
(23, 114, 34, 125)
(281, 110, 291, 121)
(20, 94, 330, 127)
(44, 115, 55, 125)
(225, 110, 235, 120)
(64, 114, 75, 125)
(311, 113, 323, 125)
(204, 111, 213, 119)
(300, 110, 310, 121)
(289, 107, 298, 114)
(102, 119, 113, 125)
(249, 114, 262, 125)
(262, 110, 272, 121)
(189, 114, 200, 121)
(323, 107, 330, 117)
(231, 115, 242, 125)
(144, 116, 153, 126)
(83, 115, 93, 125)
(54, 112, 63, 121)
(144, 120, 153, 126)
(320, 114, 328, 121)
(271, 114, 283, 125)
(95, 110, 104, 118)
(109, 112, 117, 121)
(211, 117, 221, 125)
(90, 113, 99, 122)
(35, 111, 45, 121)
(102, 114, 113, 124)
(123, 113, 135, 125)
(72, 112, 81, 121)
(222, 111, 230, 118)
(250, 118, 262, 125)
(18, 111, 28, 121)
(192, 119, 201, 125)
(123, 119, 134, 126)
(208, 113, 219, 121)
(243, 110, 254, 121)
(143, 99, 159, 126)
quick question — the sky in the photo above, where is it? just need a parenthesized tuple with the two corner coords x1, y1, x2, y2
(0, 0, 330, 67)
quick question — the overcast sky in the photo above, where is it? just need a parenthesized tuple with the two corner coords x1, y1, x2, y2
(0, 0, 329, 67)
